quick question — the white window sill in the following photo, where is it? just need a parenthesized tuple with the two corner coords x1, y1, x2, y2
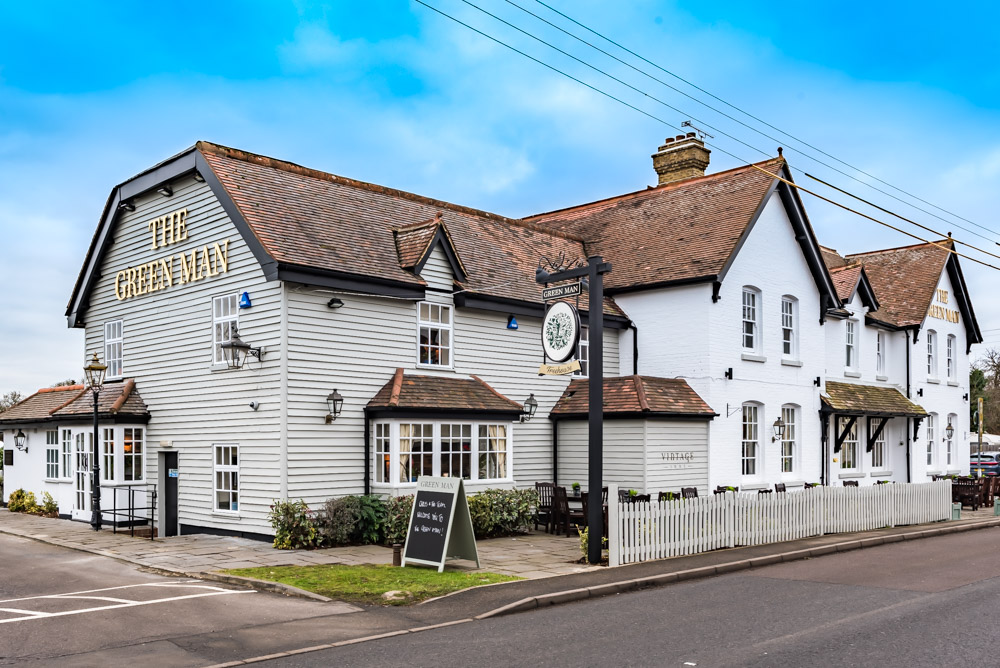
(43, 478, 69, 484)
(948, 381, 959, 387)
(381, 479, 512, 488)
(876, 375, 889, 382)
(739, 482, 768, 490)
(741, 353, 766, 363)
(946, 469, 961, 474)
(927, 378, 940, 384)
(843, 370, 861, 378)
(415, 364, 455, 372)
(838, 472, 865, 479)
(926, 470, 944, 476)
(869, 470, 892, 477)
(780, 479, 805, 487)
(212, 511, 242, 519)
(103, 480, 146, 488)
(780, 359, 802, 367)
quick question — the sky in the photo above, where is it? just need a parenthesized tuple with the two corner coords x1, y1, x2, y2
(1, 0, 999, 395)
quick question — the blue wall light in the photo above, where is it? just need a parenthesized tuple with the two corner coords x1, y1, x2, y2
(507, 315, 518, 330)
(239, 292, 252, 309)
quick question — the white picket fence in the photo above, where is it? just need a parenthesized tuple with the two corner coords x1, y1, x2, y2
(607, 481, 953, 566)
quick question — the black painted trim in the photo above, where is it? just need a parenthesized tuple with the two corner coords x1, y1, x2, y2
(549, 412, 716, 422)
(412, 226, 468, 282)
(179, 523, 273, 542)
(364, 407, 522, 420)
(454, 293, 631, 329)
(855, 268, 881, 312)
(605, 274, 717, 297)
(944, 252, 983, 350)
(0, 413, 151, 428)
(278, 264, 426, 299)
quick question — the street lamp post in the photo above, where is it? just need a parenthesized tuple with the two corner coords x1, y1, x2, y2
(83, 353, 107, 531)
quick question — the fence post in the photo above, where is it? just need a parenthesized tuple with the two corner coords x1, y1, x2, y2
(607, 483, 620, 567)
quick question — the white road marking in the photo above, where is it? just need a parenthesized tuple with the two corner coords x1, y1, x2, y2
(0, 581, 232, 605)
(0, 583, 255, 624)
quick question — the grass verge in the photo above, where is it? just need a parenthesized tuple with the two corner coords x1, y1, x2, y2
(223, 563, 521, 605)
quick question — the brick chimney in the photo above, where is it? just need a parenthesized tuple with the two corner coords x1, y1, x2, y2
(652, 132, 711, 186)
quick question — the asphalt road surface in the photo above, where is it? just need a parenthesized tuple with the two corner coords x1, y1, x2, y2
(262, 527, 1000, 668)
(0, 533, 362, 667)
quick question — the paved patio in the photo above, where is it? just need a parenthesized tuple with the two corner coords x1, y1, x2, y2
(0, 509, 597, 579)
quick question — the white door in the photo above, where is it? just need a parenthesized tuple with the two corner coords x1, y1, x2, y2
(72, 433, 92, 521)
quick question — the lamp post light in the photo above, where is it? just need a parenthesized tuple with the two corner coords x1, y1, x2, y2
(220, 324, 261, 370)
(83, 353, 107, 531)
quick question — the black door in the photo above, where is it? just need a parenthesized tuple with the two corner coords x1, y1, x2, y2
(163, 451, 178, 537)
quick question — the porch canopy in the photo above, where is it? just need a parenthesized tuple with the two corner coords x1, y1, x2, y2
(365, 368, 524, 419)
(821, 381, 927, 452)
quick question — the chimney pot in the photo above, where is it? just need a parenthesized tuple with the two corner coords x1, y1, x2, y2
(652, 134, 711, 186)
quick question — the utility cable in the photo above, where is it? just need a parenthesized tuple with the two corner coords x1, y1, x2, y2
(531, 0, 1000, 240)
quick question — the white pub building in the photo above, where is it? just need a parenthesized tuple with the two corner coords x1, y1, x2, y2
(1, 136, 981, 539)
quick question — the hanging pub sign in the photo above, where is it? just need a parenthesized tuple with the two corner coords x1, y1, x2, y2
(541, 300, 580, 364)
(402, 476, 479, 572)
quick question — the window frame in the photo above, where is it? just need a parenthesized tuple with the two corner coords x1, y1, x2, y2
(416, 302, 454, 368)
(104, 319, 124, 380)
(839, 417, 859, 471)
(573, 325, 589, 377)
(61, 429, 72, 479)
(781, 296, 798, 361)
(926, 413, 937, 468)
(374, 422, 391, 484)
(373, 420, 513, 487)
(871, 425, 887, 470)
(212, 294, 239, 366)
(845, 320, 858, 371)
(876, 330, 886, 378)
(946, 413, 957, 468)
(213, 444, 240, 513)
(45, 429, 59, 479)
(741, 287, 761, 354)
(780, 405, 797, 474)
(101, 427, 115, 483)
(741, 403, 760, 477)
(946, 335, 956, 381)
(926, 330, 937, 379)
(123, 427, 144, 482)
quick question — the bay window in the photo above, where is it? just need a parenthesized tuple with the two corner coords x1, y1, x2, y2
(374, 420, 512, 486)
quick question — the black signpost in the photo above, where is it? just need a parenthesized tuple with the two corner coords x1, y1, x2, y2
(537, 255, 611, 564)
(402, 476, 479, 572)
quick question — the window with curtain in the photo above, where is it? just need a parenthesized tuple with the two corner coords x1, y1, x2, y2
(479, 424, 508, 480)
(214, 444, 239, 512)
(377, 421, 511, 485)
(946, 413, 956, 467)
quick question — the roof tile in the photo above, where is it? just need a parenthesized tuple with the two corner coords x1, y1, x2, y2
(551, 376, 715, 418)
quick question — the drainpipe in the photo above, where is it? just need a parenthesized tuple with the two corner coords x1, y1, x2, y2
(629, 323, 639, 375)
(906, 330, 912, 483)
(364, 411, 371, 495)
(552, 420, 559, 486)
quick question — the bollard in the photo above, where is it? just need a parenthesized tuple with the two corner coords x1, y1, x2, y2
(392, 543, 402, 567)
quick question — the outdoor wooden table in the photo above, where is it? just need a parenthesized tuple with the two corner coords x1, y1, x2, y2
(953, 479, 983, 511)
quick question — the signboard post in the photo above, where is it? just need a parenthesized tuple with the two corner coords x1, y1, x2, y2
(402, 476, 479, 572)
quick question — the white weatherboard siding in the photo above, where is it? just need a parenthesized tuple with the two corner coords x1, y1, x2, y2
(557, 420, 646, 493)
(284, 270, 620, 505)
(421, 244, 454, 295)
(645, 420, 710, 494)
(81, 174, 281, 535)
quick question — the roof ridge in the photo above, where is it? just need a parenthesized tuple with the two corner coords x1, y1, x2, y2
(846, 239, 952, 258)
(196, 141, 586, 243)
(388, 368, 404, 408)
(470, 375, 522, 409)
(38, 385, 85, 394)
(110, 379, 136, 414)
(632, 375, 651, 412)
(524, 156, 784, 222)
(49, 388, 89, 415)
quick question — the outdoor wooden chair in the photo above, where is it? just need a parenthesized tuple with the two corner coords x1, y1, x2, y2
(552, 485, 586, 538)
(625, 493, 650, 504)
(681, 487, 698, 499)
(714, 485, 734, 495)
(534, 482, 554, 532)
(658, 491, 676, 502)
(843, 480, 859, 487)
(758, 489, 772, 495)
(774, 483, 787, 493)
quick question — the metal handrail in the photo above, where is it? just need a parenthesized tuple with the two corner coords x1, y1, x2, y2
(109, 483, 157, 541)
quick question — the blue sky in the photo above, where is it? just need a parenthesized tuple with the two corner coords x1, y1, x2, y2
(2, 1, 999, 394)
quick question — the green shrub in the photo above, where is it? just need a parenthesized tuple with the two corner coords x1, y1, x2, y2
(41, 492, 58, 517)
(316, 495, 360, 546)
(577, 525, 607, 559)
(468, 488, 538, 539)
(384, 494, 413, 546)
(355, 495, 387, 545)
(8, 489, 39, 514)
(268, 499, 318, 550)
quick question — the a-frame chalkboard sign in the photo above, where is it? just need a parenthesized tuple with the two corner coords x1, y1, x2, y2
(402, 476, 480, 573)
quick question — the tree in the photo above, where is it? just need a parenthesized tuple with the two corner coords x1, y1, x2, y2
(51, 379, 77, 387)
(0, 391, 24, 413)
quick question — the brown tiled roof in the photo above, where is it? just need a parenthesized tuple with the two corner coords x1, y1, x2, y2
(525, 159, 785, 291)
(0, 380, 149, 425)
(822, 381, 927, 417)
(51, 379, 148, 419)
(367, 369, 523, 414)
(550, 376, 715, 419)
(829, 265, 862, 303)
(845, 241, 951, 327)
(0, 385, 86, 422)
(395, 219, 439, 270)
(199, 143, 622, 314)
(821, 246, 848, 270)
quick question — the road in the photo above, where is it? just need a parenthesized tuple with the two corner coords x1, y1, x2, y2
(0, 533, 363, 667)
(262, 526, 1000, 668)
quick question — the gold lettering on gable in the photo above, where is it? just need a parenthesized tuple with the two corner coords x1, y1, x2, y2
(113, 206, 231, 301)
(927, 304, 960, 323)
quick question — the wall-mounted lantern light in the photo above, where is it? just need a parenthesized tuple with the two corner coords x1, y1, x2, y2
(220, 324, 262, 370)
(325, 389, 344, 423)
(521, 393, 538, 423)
(771, 417, 786, 443)
(13, 429, 27, 452)
(327, 297, 344, 309)
(945, 421, 955, 440)
(157, 185, 173, 197)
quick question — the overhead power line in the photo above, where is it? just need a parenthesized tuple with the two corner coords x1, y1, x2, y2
(415, 0, 1000, 274)
(530, 0, 1000, 241)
